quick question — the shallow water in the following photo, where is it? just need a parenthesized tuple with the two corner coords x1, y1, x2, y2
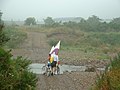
(29, 63, 105, 74)
(29, 63, 45, 74)
(29, 63, 87, 74)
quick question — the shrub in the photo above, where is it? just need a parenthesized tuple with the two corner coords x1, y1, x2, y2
(0, 48, 37, 90)
(4, 26, 27, 48)
(92, 53, 120, 90)
(47, 39, 58, 47)
(0, 24, 9, 46)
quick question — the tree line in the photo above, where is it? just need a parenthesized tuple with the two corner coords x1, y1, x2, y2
(24, 15, 120, 32)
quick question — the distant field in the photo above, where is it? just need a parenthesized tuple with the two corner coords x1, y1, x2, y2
(43, 26, 120, 60)
(4, 25, 120, 61)
(3, 26, 27, 48)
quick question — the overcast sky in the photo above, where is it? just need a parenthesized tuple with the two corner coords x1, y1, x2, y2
(0, 0, 120, 21)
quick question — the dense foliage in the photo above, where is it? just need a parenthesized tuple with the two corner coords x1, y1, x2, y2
(44, 17, 55, 26)
(92, 53, 120, 90)
(43, 15, 120, 32)
(25, 16, 120, 89)
(0, 48, 37, 90)
(42, 16, 120, 60)
(4, 26, 27, 48)
(0, 12, 9, 46)
(24, 17, 36, 25)
(0, 12, 37, 90)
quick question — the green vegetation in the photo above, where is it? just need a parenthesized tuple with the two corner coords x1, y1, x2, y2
(1, 14, 120, 89)
(4, 26, 27, 48)
(45, 26, 120, 60)
(9, 15, 120, 60)
(0, 12, 37, 90)
(92, 53, 120, 90)
(43, 15, 120, 32)
(44, 17, 61, 27)
(0, 12, 9, 46)
(0, 48, 37, 90)
(24, 17, 36, 25)
(42, 16, 120, 60)
(44, 17, 55, 26)
(0, 25, 9, 46)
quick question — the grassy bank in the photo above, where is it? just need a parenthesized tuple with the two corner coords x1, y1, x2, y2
(44, 26, 120, 60)
(3, 26, 27, 49)
(92, 53, 120, 90)
(4, 25, 120, 60)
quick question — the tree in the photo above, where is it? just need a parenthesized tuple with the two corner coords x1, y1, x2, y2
(24, 17, 36, 25)
(87, 15, 100, 24)
(0, 48, 37, 89)
(109, 17, 120, 31)
(63, 21, 78, 28)
(0, 11, 2, 21)
(87, 15, 101, 28)
(0, 11, 9, 46)
(44, 17, 55, 26)
(86, 15, 101, 31)
(78, 18, 89, 31)
(0, 11, 3, 25)
(0, 12, 37, 89)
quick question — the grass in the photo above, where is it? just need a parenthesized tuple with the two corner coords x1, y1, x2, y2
(3, 26, 120, 88)
(2, 24, 120, 89)
(45, 26, 120, 60)
(3, 26, 27, 49)
(91, 53, 120, 90)
(4, 25, 120, 60)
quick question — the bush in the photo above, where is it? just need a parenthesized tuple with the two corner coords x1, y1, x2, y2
(4, 26, 27, 48)
(92, 53, 120, 90)
(0, 24, 9, 46)
(0, 48, 37, 90)
(47, 39, 58, 47)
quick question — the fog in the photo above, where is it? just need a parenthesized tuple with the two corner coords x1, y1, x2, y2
(0, 0, 120, 21)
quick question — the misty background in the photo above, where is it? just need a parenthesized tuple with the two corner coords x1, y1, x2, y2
(1, 1, 120, 89)
(0, 0, 120, 21)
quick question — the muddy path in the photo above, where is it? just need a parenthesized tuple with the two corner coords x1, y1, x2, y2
(37, 72, 96, 90)
(12, 31, 50, 63)
(12, 30, 99, 90)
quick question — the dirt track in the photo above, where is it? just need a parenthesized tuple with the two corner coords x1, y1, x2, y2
(12, 30, 100, 90)
(12, 31, 50, 63)
(37, 72, 96, 90)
